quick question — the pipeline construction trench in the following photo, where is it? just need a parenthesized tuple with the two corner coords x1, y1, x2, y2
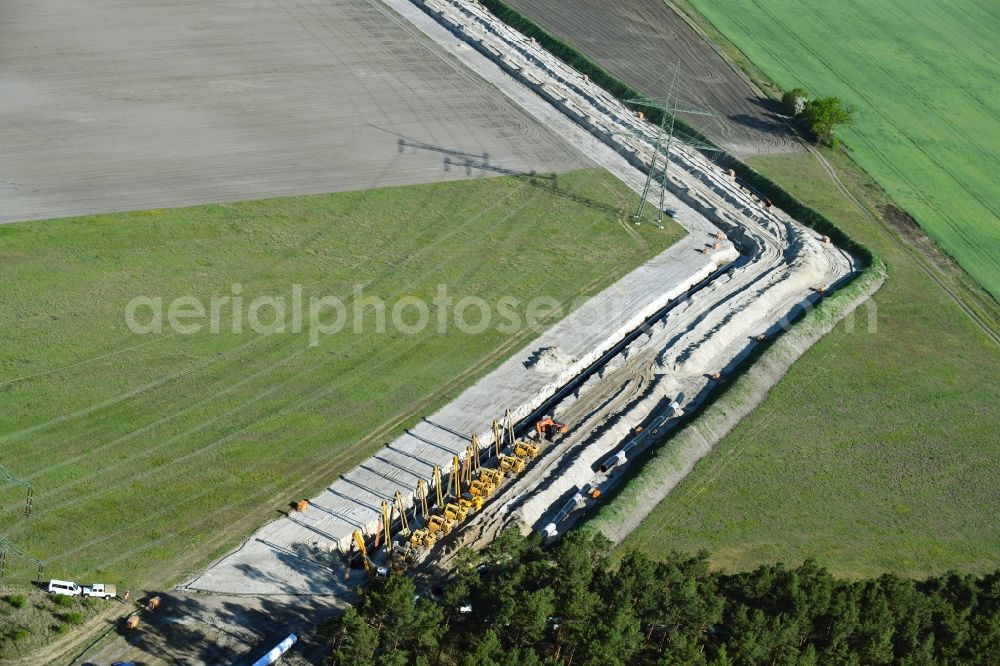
(184, 0, 857, 598)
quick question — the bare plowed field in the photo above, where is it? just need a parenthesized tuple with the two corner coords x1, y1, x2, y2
(505, 0, 802, 156)
(0, 0, 588, 223)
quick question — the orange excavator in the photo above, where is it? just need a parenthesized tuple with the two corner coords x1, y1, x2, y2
(535, 417, 568, 441)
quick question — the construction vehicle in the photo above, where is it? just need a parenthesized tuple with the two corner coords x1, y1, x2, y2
(479, 467, 505, 486)
(417, 479, 430, 520)
(499, 454, 526, 475)
(535, 417, 568, 441)
(389, 543, 413, 575)
(433, 466, 445, 510)
(503, 409, 517, 446)
(444, 502, 468, 522)
(468, 435, 481, 472)
(353, 530, 372, 576)
(459, 491, 483, 512)
(353, 530, 387, 579)
(449, 455, 463, 501)
(467, 478, 494, 499)
(447, 455, 479, 514)
(514, 439, 540, 459)
(374, 492, 414, 567)
(409, 527, 436, 550)
(427, 514, 452, 536)
(380, 500, 394, 553)
(408, 480, 435, 553)
(394, 491, 411, 537)
(492, 418, 504, 457)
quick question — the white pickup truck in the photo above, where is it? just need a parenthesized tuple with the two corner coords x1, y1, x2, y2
(82, 583, 117, 599)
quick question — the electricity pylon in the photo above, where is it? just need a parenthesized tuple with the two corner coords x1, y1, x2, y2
(0, 534, 43, 580)
(0, 464, 33, 518)
(624, 64, 720, 227)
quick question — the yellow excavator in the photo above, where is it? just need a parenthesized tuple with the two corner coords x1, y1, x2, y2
(386, 490, 410, 552)
(427, 514, 452, 536)
(425, 464, 457, 536)
(380, 500, 394, 554)
(452, 450, 484, 513)
(449, 455, 463, 501)
(409, 527, 436, 550)
(352, 530, 386, 579)
(417, 479, 430, 520)
(411, 478, 438, 550)
(467, 478, 493, 499)
(433, 466, 445, 510)
(459, 490, 483, 512)
(492, 418, 504, 457)
(468, 435, 481, 473)
(390, 546, 412, 575)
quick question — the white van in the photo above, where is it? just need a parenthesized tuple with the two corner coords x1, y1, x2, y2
(47, 579, 82, 597)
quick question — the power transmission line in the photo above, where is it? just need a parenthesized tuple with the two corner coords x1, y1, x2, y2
(622, 63, 720, 227)
(0, 533, 43, 580)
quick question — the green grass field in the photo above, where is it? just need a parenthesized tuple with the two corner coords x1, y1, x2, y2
(620, 147, 1000, 578)
(688, 0, 1000, 299)
(0, 169, 683, 588)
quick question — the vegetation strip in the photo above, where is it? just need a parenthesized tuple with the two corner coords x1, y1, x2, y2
(319, 530, 1000, 665)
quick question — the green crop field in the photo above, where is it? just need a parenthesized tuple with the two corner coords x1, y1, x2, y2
(0, 169, 683, 588)
(619, 147, 1000, 578)
(688, 0, 1000, 299)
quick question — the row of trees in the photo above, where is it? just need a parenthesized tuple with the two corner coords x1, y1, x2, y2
(321, 530, 999, 665)
(781, 88, 855, 145)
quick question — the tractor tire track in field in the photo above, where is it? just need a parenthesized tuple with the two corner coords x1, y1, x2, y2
(741, 0, 998, 226)
(804, 144, 1000, 346)
(7, 200, 637, 579)
(704, 0, 1000, 292)
(787, 0, 999, 221)
(733, 0, 1000, 291)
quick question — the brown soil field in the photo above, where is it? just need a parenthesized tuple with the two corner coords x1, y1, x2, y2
(0, 0, 589, 224)
(505, 0, 802, 156)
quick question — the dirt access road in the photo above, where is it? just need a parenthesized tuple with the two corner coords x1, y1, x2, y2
(0, 0, 587, 224)
(68, 593, 340, 666)
(505, 0, 801, 156)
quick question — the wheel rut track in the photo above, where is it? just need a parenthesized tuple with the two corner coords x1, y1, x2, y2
(804, 144, 1000, 346)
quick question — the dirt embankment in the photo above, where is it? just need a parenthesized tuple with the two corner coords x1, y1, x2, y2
(589, 264, 886, 543)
